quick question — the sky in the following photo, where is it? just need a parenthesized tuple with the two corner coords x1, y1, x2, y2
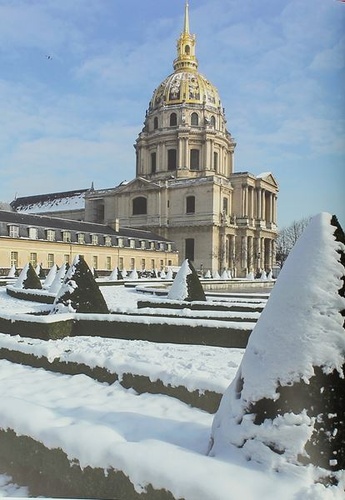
(0, 0, 344, 229)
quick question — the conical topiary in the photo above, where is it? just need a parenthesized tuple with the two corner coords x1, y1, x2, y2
(210, 213, 345, 481)
(51, 255, 109, 314)
(167, 259, 205, 302)
(14, 263, 42, 290)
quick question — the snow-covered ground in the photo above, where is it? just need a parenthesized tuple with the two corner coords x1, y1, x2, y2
(0, 214, 344, 500)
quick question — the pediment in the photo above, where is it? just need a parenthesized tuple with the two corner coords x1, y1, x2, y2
(116, 177, 160, 193)
(257, 172, 279, 188)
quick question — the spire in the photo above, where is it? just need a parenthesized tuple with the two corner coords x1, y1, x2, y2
(184, 1, 190, 34)
(173, 1, 198, 72)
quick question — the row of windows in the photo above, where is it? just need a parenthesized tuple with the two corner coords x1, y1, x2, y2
(10, 251, 172, 273)
(6, 225, 172, 252)
(153, 112, 216, 130)
(150, 149, 219, 173)
(131, 195, 229, 216)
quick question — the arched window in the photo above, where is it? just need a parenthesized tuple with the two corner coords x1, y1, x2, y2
(170, 113, 177, 126)
(168, 149, 177, 171)
(190, 149, 200, 170)
(132, 197, 147, 215)
(186, 196, 195, 214)
(185, 45, 190, 55)
(153, 117, 158, 130)
(191, 112, 199, 126)
(210, 116, 216, 128)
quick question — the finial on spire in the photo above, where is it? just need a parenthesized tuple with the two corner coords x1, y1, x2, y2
(184, 1, 190, 34)
(173, 1, 198, 72)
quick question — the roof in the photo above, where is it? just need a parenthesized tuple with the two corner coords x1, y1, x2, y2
(10, 189, 88, 214)
(0, 210, 173, 242)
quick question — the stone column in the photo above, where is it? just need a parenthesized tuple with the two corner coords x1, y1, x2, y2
(256, 188, 262, 220)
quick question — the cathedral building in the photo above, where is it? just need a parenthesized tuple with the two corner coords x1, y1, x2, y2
(85, 2, 278, 276)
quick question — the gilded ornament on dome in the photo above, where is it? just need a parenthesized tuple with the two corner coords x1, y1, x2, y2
(169, 73, 182, 101)
(187, 74, 200, 100)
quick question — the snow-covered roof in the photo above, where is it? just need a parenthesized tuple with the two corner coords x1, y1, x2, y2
(10, 189, 88, 214)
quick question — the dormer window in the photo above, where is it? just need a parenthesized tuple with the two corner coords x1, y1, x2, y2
(63, 231, 71, 243)
(28, 227, 38, 239)
(91, 234, 98, 245)
(8, 225, 19, 238)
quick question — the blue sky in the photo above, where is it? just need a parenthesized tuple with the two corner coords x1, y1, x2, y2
(0, 0, 344, 229)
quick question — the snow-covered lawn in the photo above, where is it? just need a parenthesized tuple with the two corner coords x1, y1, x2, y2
(0, 213, 344, 500)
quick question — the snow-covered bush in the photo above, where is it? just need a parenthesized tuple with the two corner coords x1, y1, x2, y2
(166, 268, 173, 280)
(49, 263, 68, 293)
(204, 270, 211, 279)
(51, 255, 109, 314)
(108, 267, 122, 281)
(167, 259, 206, 302)
(43, 264, 57, 289)
(212, 270, 220, 279)
(128, 269, 139, 280)
(14, 263, 42, 290)
(7, 265, 17, 278)
(210, 213, 345, 481)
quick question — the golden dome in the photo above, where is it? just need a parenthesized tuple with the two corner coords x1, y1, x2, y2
(149, 2, 222, 112)
(150, 71, 222, 110)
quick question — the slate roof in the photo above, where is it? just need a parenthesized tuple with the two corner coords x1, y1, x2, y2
(0, 210, 174, 243)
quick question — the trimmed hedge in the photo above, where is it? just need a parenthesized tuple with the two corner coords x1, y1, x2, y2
(0, 313, 251, 347)
(0, 429, 179, 500)
(0, 347, 222, 413)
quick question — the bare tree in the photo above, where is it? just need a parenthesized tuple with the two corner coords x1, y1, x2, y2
(276, 216, 311, 267)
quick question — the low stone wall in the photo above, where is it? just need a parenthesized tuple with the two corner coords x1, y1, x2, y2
(0, 429, 179, 500)
(137, 299, 264, 313)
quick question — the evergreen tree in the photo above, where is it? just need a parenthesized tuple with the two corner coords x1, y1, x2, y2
(51, 255, 109, 314)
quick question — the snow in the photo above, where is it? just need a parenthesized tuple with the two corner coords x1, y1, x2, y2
(210, 213, 345, 481)
(167, 259, 191, 300)
(0, 215, 344, 500)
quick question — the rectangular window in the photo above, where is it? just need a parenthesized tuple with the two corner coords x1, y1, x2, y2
(91, 234, 98, 245)
(168, 149, 177, 171)
(9, 225, 19, 238)
(30, 252, 38, 267)
(47, 254, 54, 268)
(160, 259, 164, 269)
(64, 254, 70, 264)
(118, 237, 124, 248)
(151, 259, 155, 269)
(119, 257, 124, 270)
(151, 152, 157, 173)
(28, 227, 38, 239)
(186, 196, 195, 214)
(168, 260, 172, 266)
(10, 251, 18, 267)
(77, 233, 85, 244)
(130, 239, 135, 249)
(185, 238, 195, 261)
(130, 258, 135, 270)
(63, 231, 71, 243)
(141, 259, 145, 270)
(47, 229, 55, 241)
(223, 197, 228, 215)
(105, 236, 112, 247)
(190, 149, 200, 170)
(93, 256, 98, 269)
(213, 151, 218, 171)
(106, 256, 112, 270)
